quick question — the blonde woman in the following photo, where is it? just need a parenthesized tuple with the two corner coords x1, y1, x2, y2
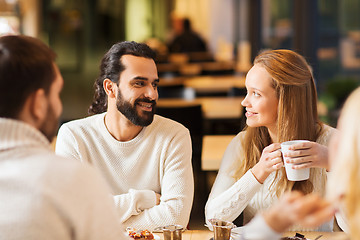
(205, 49, 341, 231)
(327, 87, 360, 236)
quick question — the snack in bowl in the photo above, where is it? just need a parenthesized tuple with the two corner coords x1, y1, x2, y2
(127, 227, 154, 239)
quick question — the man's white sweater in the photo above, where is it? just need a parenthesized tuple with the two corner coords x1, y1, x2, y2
(56, 113, 194, 230)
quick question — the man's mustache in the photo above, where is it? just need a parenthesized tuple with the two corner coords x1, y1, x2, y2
(135, 98, 156, 105)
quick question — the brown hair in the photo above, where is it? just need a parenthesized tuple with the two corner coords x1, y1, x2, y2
(235, 49, 324, 196)
(0, 35, 56, 119)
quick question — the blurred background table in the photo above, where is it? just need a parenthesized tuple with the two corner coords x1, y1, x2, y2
(159, 75, 245, 96)
(157, 59, 236, 77)
(184, 75, 245, 95)
(157, 97, 244, 120)
(201, 135, 235, 171)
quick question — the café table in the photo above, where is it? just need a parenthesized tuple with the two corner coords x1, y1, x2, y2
(155, 230, 348, 240)
(157, 60, 236, 77)
(159, 75, 245, 95)
(185, 75, 245, 95)
(157, 97, 244, 120)
(202, 135, 235, 171)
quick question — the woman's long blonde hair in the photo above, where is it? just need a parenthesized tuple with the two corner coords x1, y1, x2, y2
(234, 49, 324, 197)
(331, 87, 360, 238)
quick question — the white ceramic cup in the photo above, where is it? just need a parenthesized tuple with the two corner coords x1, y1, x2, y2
(281, 140, 310, 181)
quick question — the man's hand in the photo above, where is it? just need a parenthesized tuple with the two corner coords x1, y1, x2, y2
(155, 193, 161, 205)
(263, 191, 337, 233)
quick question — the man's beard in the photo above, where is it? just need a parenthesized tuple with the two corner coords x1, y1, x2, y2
(39, 104, 59, 142)
(116, 89, 156, 127)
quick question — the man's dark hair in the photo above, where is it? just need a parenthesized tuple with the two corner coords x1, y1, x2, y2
(88, 41, 156, 115)
(0, 35, 56, 119)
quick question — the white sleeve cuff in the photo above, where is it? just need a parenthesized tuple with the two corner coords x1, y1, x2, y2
(129, 189, 157, 212)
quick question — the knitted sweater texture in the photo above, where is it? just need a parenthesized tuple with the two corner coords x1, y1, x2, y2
(205, 125, 339, 232)
(56, 113, 194, 230)
(0, 118, 125, 240)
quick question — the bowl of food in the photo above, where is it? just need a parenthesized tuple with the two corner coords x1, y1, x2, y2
(126, 227, 159, 239)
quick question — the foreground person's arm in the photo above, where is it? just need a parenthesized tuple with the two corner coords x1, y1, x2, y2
(232, 191, 336, 240)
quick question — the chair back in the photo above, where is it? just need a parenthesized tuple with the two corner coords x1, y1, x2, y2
(155, 104, 203, 171)
(156, 104, 208, 225)
(158, 84, 195, 99)
(228, 87, 247, 96)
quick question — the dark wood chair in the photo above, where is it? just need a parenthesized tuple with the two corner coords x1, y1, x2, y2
(227, 87, 247, 97)
(155, 104, 207, 227)
(158, 84, 195, 99)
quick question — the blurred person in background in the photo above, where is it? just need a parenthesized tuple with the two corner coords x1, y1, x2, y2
(0, 35, 125, 239)
(55, 41, 194, 230)
(205, 49, 346, 232)
(168, 17, 207, 53)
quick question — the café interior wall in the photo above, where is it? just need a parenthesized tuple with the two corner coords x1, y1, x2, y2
(20, 0, 41, 37)
(173, 0, 210, 41)
(125, 0, 151, 42)
(0, 0, 40, 37)
(209, 0, 235, 57)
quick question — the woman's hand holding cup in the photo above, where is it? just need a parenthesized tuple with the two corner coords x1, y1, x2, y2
(251, 143, 283, 184)
(282, 141, 329, 170)
(281, 140, 329, 181)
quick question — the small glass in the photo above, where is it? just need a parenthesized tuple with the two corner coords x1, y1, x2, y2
(162, 225, 184, 240)
(209, 219, 235, 240)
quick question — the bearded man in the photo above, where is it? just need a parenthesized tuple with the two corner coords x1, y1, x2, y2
(55, 41, 194, 230)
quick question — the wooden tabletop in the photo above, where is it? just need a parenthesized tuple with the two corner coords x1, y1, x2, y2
(202, 135, 235, 171)
(159, 75, 245, 94)
(154, 230, 348, 240)
(157, 60, 236, 75)
(157, 97, 244, 120)
(185, 75, 245, 94)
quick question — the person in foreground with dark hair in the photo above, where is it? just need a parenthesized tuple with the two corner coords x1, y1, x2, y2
(55, 41, 194, 230)
(0, 35, 125, 239)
